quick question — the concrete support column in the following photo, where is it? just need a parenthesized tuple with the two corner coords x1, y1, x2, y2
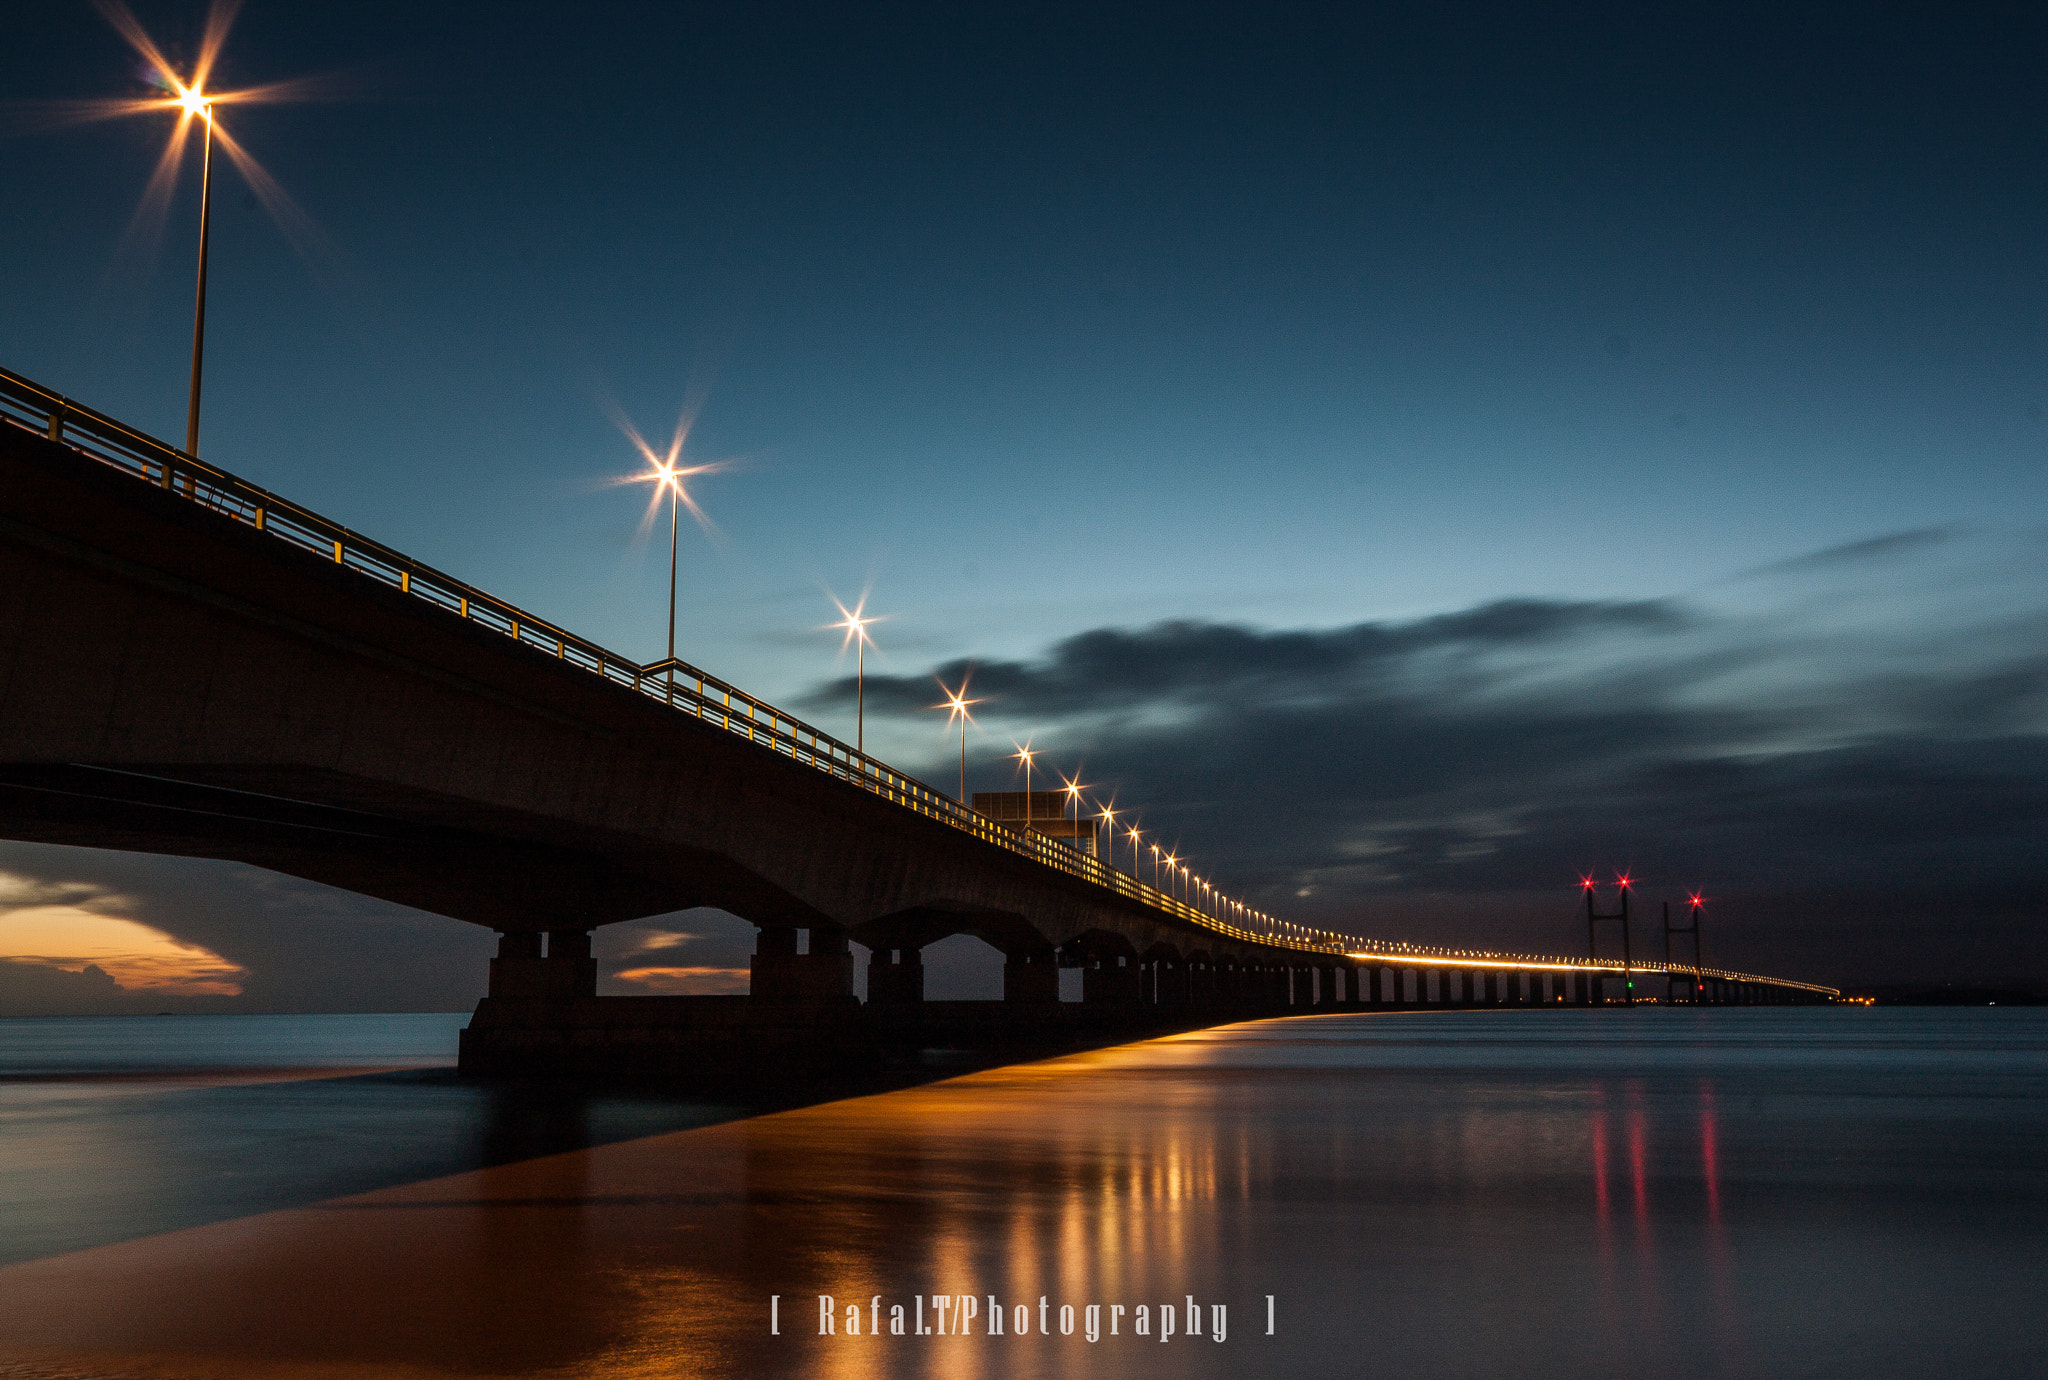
(866, 945, 925, 1005)
(488, 930, 546, 998)
(547, 929, 599, 998)
(486, 928, 599, 1001)
(1082, 958, 1141, 1005)
(751, 925, 856, 1004)
(1002, 950, 1060, 1004)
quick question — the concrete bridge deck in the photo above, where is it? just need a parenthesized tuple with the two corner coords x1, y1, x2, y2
(0, 366, 1837, 1084)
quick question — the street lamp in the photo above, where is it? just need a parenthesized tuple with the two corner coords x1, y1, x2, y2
(65, 7, 313, 460)
(831, 595, 882, 754)
(1011, 741, 1037, 838)
(1127, 824, 1144, 878)
(1096, 801, 1118, 868)
(182, 90, 214, 457)
(1059, 771, 1089, 853)
(934, 677, 981, 803)
(617, 421, 720, 689)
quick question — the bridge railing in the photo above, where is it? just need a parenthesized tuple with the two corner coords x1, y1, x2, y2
(0, 366, 1837, 995)
(0, 366, 1328, 953)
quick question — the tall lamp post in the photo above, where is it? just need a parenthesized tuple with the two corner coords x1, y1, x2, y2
(183, 91, 213, 457)
(68, 8, 325, 462)
(1059, 772, 1089, 854)
(936, 678, 980, 802)
(832, 598, 880, 754)
(618, 436, 717, 691)
(1010, 741, 1036, 837)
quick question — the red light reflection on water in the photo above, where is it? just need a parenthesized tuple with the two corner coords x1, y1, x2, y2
(1590, 1108, 1610, 1221)
(1701, 1090, 1721, 1220)
(1628, 1109, 1648, 1218)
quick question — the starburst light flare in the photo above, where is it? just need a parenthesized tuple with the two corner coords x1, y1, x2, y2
(933, 674, 982, 803)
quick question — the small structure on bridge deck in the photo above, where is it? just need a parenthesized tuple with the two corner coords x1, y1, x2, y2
(972, 791, 1099, 856)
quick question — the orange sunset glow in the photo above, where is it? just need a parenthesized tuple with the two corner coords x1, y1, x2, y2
(0, 875, 244, 996)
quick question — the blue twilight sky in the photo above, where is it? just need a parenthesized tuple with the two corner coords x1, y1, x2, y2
(2, 1, 2045, 1008)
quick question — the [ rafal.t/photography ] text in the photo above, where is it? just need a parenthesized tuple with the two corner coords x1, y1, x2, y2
(771, 1294, 1276, 1341)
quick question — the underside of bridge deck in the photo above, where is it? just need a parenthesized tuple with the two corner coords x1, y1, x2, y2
(0, 408, 1835, 1088)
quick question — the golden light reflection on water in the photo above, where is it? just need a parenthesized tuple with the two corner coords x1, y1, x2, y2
(0, 1013, 2017, 1379)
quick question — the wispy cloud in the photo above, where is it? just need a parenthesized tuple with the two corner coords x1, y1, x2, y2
(0, 871, 245, 996)
(799, 530, 2048, 911)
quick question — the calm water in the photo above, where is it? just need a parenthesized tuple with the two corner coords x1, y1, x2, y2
(0, 1008, 2042, 1378)
(0, 1013, 743, 1268)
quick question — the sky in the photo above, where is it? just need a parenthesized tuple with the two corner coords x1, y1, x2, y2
(2, 0, 2045, 1010)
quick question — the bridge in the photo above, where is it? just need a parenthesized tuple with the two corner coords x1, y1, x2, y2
(0, 366, 1838, 1086)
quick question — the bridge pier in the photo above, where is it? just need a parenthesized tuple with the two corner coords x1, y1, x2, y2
(486, 928, 597, 1001)
(1082, 957, 1142, 1005)
(750, 926, 858, 1004)
(1002, 950, 1060, 1004)
(866, 946, 925, 1006)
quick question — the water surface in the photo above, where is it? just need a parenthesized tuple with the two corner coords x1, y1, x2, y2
(0, 1007, 2040, 1379)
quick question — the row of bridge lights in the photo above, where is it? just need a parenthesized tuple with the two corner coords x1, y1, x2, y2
(935, 677, 1350, 950)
